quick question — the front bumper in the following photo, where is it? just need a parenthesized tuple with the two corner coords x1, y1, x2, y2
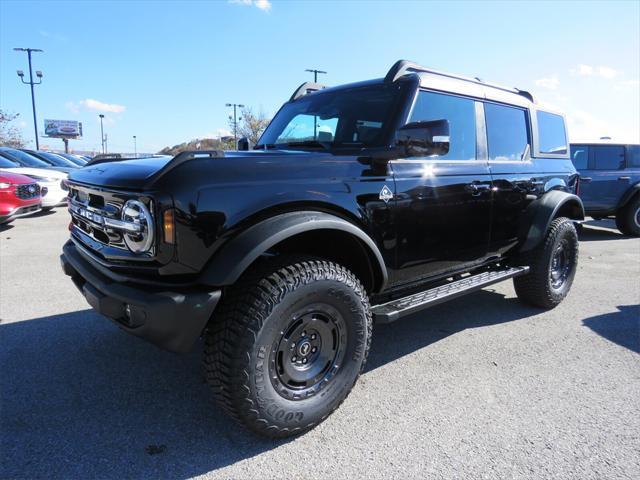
(39, 181, 67, 207)
(0, 203, 42, 224)
(60, 240, 221, 353)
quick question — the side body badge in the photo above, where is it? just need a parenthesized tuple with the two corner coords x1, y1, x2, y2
(379, 185, 393, 203)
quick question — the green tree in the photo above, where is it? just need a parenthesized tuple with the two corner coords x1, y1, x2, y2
(0, 110, 26, 148)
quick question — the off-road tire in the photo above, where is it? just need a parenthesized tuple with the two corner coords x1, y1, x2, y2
(204, 256, 372, 438)
(615, 196, 640, 237)
(514, 217, 578, 309)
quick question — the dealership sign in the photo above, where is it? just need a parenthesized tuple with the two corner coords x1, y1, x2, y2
(44, 119, 82, 138)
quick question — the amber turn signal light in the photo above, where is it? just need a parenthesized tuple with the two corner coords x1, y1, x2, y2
(163, 209, 175, 244)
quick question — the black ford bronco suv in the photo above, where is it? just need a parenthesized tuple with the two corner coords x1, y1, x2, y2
(61, 60, 584, 437)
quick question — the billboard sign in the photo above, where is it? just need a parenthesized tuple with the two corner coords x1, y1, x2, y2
(44, 119, 82, 138)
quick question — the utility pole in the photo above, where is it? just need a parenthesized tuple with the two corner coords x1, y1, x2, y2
(133, 135, 137, 158)
(98, 114, 105, 153)
(104, 134, 108, 154)
(305, 68, 327, 83)
(14, 48, 44, 150)
(225, 103, 244, 149)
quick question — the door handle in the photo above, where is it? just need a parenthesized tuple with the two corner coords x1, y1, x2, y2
(580, 177, 592, 183)
(465, 183, 491, 195)
(618, 176, 631, 181)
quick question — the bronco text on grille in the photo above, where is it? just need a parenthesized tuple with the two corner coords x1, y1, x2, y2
(67, 183, 155, 258)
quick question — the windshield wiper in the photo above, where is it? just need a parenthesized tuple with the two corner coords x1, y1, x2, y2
(284, 140, 331, 151)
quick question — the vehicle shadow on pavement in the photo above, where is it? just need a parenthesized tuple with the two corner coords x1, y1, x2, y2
(582, 305, 640, 354)
(0, 311, 290, 479)
(366, 289, 540, 372)
(0, 290, 557, 478)
(26, 209, 57, 219)
(578, 220, 626, 242)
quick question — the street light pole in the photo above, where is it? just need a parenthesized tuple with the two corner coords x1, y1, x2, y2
(14, 48, 43, 150)
(98, 114, 105, 154)
(305, 69, 327, 139)
(225, 103, 245, 149)
(305, 68, 327, 83)
(133, 135, 137, 158)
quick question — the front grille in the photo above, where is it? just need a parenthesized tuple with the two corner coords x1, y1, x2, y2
(68, 185, 127, 250)
(15, 183, 41, 200)
(67, 183, 154, 258)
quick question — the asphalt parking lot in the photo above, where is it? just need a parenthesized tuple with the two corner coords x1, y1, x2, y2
(1, 208, 638, 479)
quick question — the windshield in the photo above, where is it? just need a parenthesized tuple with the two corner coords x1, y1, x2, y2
(32, 151, 78, 167)
(0, 148, 51, 168)
(59, 153, 87, 166)
(0, 155, 19, 168)
(257, 82, 409, 150)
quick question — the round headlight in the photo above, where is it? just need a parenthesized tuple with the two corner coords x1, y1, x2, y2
(121, 200, 154, 253)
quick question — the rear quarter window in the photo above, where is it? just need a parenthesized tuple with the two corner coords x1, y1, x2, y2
(627, 145, 640, 167)
(537, 111, 568, 155)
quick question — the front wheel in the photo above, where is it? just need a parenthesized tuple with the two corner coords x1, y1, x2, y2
(514, 217, 579, 309)
(204, 256, 372, 438)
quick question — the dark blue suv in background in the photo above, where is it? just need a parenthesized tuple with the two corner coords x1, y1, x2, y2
(571, 143, 640, 236)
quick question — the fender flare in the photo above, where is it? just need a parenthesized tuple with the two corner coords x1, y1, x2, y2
(520, 190, 585, 252)
(199, 211, 388, 292)
(617, 182, 640, 210)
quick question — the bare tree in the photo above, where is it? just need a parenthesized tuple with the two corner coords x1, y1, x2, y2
(0, 110, 26, 148)
(232, 107, 271, 145)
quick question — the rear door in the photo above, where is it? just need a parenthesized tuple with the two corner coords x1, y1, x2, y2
(389, 90, 493, 287)
(483, 101, 537, 256)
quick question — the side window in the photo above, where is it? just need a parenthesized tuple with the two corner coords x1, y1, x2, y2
(627, 145, 640, 167)
(593, 146, 625, 170)
(570, 145, 589, 170)
(484, 103, 529, 161)
(409, 91, 476, 160)
(537, 111, 567, 154)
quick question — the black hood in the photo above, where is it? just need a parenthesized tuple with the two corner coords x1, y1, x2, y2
(67, 150, 332, 190)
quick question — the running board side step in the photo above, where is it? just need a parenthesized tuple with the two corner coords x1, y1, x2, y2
(371, 266, 529, 323)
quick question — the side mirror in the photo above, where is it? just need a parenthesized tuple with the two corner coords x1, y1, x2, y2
(396, 119, 450, 157)
(237, 137, 251, 151)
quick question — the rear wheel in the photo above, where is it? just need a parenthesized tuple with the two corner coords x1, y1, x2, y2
(615, 196, 640, 237)
(514, 217, 578, 309)
(204, 256, 372, 438)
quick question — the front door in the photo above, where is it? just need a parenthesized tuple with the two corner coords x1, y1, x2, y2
(389, 90, 493, 287)
(581, 145, 627, 213)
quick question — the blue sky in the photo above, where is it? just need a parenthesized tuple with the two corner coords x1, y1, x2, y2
(1, 0, 638, 153)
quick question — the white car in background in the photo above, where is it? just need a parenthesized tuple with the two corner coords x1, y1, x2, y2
(0, 156, 68, 210)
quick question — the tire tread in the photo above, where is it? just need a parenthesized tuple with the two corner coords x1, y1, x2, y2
(514, 217, 578, 309)
(203, 256, 372, 438)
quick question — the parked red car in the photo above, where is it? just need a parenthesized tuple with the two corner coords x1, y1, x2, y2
(0, 171, 42, 224)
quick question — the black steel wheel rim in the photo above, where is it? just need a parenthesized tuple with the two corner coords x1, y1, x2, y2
(550, 239, 572, 289)
(269, 304, 347, 400)
(634, 206, 640, 229)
